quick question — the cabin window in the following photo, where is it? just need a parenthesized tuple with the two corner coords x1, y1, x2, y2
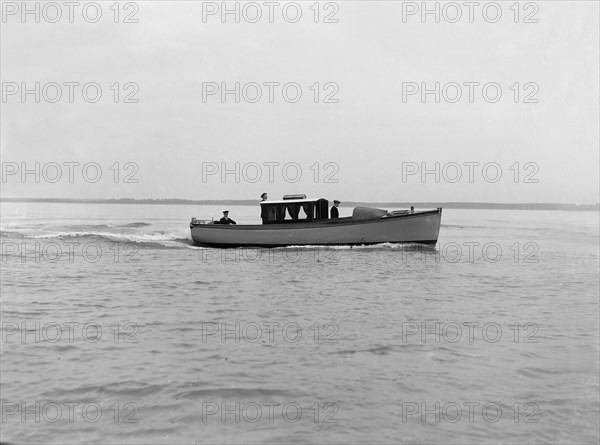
(261, 198, 329, 224)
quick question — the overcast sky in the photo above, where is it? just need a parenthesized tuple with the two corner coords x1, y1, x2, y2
(1, 1, 598, 204)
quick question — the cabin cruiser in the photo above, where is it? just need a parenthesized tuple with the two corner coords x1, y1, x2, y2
(190, 195, 442, 247)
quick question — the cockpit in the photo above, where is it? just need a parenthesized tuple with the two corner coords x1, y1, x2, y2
(260, 194, 329, 224)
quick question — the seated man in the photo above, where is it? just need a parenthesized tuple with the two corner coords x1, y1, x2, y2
(219, 210, 236, 225)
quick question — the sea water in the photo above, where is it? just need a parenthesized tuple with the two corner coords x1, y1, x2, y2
(1, 202, 598, 444)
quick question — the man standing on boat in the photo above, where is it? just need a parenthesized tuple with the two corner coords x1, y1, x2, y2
(219, 211, 236, 225)
(260, 193, 268, 222)
(331, 200, 340, 218)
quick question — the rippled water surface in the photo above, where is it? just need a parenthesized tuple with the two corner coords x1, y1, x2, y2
(1, 202, 598, 444)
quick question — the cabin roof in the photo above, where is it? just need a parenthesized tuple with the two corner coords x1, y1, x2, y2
(260, 198, 324, 205)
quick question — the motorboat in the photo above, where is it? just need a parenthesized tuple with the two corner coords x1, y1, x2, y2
(190, 195, 442, 248)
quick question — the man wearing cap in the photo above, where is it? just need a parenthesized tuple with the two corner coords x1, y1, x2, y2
(260, 192, 268, 222)
(219, 211, 236, 225)
(331, 200, 340, 219)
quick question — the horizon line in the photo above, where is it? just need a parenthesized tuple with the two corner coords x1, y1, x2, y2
(1, 197, 598, 211)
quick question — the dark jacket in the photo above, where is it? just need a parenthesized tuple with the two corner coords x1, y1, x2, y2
(219, 217, 236, 225)
(330, 206, 339, 219)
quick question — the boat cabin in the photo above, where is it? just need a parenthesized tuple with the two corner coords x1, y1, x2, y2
(260, 194, 329, 224)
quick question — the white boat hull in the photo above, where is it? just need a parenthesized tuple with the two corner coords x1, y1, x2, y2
(190, 209, 442, 247)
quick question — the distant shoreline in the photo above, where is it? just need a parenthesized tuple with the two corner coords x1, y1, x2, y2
(1, 197, 598, 211)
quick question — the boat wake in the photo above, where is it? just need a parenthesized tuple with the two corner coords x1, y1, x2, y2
(0, 224, 197, 250)
(33, 231, 195, 249)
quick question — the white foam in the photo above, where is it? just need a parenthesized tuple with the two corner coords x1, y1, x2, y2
(29, 228, 194, 248)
